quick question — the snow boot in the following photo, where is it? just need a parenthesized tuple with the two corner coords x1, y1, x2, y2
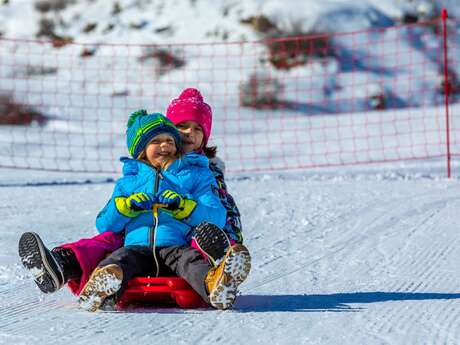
(99, 295, 119, 312)
(205, 243, 251, 310)
(78, 264, 123, 312)
(52, 247, 83, 282)
(18, 232, 66, 293)
(192, 222, 231, 266)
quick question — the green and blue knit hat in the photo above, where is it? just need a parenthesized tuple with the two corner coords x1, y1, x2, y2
(126, 109, 181, 158)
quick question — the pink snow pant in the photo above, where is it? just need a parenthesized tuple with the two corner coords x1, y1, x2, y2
(61, 232, 124, 295)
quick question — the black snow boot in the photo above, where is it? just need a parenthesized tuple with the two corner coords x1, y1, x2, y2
(192, 222, 231, 266)
(52, 246, 82, 282)
(18, 232, 80, 293)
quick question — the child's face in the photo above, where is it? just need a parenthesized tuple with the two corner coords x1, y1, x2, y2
(144, 133, 177, 168)
(176, 121, 204, 153)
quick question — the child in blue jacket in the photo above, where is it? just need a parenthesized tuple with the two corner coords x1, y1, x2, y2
(78, 111, 251, 311)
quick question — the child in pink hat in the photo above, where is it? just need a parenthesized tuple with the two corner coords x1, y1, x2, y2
(166, 88, 245, 258)
(166, 88, 213, 147)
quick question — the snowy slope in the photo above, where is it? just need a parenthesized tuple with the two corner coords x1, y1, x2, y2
(1, 174, 460, 344)
(0, 0, 454, 43)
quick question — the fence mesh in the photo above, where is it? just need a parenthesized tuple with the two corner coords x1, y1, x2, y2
(0, 16, 458, 174)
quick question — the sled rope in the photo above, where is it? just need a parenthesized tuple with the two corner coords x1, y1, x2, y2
(152, 204, 160, 277)
(152, 203, 168, 277)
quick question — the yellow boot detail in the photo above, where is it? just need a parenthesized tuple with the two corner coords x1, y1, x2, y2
(78, 264, 123, 312)
(205, 244, 251, 310)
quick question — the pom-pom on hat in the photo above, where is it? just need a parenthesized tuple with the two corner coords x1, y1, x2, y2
(166, 88, 212, 145)
(126, 109, 181, 158)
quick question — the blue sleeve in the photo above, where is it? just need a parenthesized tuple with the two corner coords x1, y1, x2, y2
(182, 169, 226, 228)
(95, 178, 133, 233)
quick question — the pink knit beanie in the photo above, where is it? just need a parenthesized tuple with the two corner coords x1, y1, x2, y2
(166, 88, 212, 145)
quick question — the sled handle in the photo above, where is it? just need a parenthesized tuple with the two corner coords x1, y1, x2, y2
(153, 203, 169, 217)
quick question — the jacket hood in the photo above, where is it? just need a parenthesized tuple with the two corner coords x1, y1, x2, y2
(120, 152, 209, 176)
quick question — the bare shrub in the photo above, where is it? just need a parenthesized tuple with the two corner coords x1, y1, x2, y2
(240, 15, 279, 35)
(266, 33, 334, 70)
(0, 94, 49, 126)
(439, 69, 460, 96)
(241, 15, 334, 70)
(82, 22, 97, 33)
(34, 0, 75, 13)
(36, 18, 55, 38)
(138, 47, 186, 77)
(239, 72, 284, 109)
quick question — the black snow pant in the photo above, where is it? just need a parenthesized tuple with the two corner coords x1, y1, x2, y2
(97, 245, 212, 303)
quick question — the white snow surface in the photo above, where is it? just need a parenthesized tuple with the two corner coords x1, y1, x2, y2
(1, 171, 460, 344)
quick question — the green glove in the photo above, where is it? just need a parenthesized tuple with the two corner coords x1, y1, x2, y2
(115, 192, 156, 217)
(159, 190, 197, 220)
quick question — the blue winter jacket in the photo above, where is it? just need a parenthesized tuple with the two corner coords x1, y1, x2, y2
(95, 153, 226, 247)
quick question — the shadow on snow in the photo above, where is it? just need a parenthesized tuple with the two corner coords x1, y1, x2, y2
(234, 291, 460, 312)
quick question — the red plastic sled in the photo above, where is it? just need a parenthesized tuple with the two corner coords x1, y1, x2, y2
(118, 277, 208, 309)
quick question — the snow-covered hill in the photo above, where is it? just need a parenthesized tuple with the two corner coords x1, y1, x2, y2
(0, 0, 459, 174)
(0, 0, 455, 44)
